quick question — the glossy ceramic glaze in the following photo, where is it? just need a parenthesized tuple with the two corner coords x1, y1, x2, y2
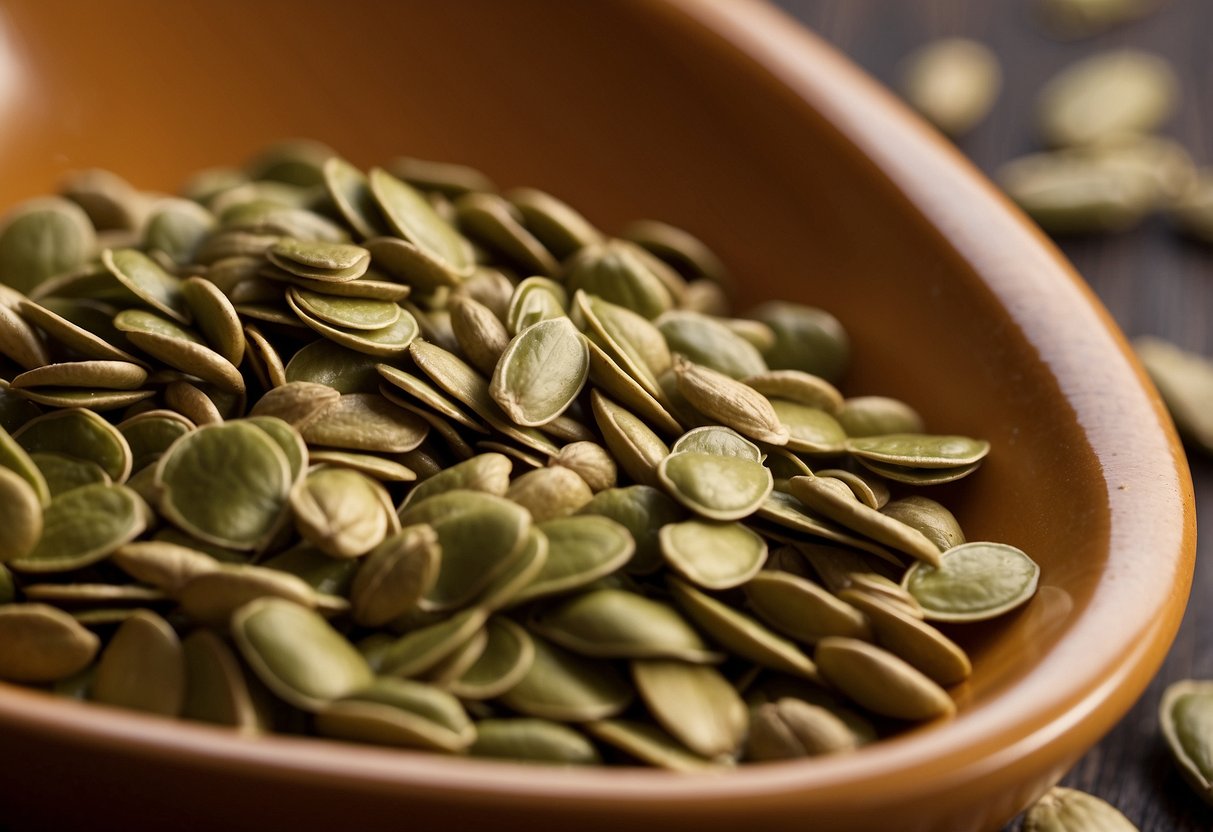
(0, 1, 1194, 831)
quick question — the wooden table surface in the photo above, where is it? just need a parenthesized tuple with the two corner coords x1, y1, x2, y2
(770, 0, 1213, 828)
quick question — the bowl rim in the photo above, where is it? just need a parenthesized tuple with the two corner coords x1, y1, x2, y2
(0, 0, 1195, 816)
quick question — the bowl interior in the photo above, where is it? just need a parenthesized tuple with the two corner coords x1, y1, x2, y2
(0, 0, 1192, 829)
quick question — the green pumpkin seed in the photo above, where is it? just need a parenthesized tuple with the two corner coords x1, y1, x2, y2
(657, 311, 766, 379)
(31, 452, 111, 497)
(621, 219, 729, 288)
(455, 192, 559, 277)
(0, 424, 50, 506)
(746, 698, 857, 760)
(378, 364, 486, 432)
(15, 407, 132, 483)
(549, 441, 617, 493)
(846, 433, 990, 468)
(576, 292, 671, 400)
(231, 597, 372, 711)
(316, 677, 475, 753)
(380, 607, 488, 678)
(673, 356, 788, 446)
(510, 515, 635, 605)
(902, 541, 1040, 622)
(899, 38, 1001, 136)
(531, 589, 720, 663)
(307, 450, 416, 482)
(1023, 787, 1139, 832)
(564, 240, 674, 320)
(181, 276, 245, 365)
(350, 525, 441, 628)
(102, 248, 190, 323)
(787, 476, 941, 566)
(505, 466, 594, 522)
(323, 157, 391, 239)
(508, 188, 601, 260)
(671, 425, 763, 461)
(839, 590, 970, 686)
(660, 520, 766, 590)
(369, 168, 474, 278)
(658, 451, 773, 521)
(584, 719, 720, 772)
(744, 571, 872, 645)
(0, 301, 50, 370)
(471, 718, 600, 765)
(768, 399, 846, 454)
(91, 610, 185, 716)
(498, 635, 632, 722)
(178, 564, 317, 626)
(18, 298, 144, 365)
(743, 370, 843, 414)
(398, 490, 531, 611)
(880, 496, 965, 552)
(450, 617, 535, 700)
(1135, 337, 1213, 451)
(289, 295, 418, 358)
(450, 293, 511, 376)
(300, 393, 428, 453)
(287, 287, 400, 331)
(490, 318, 589, 427)
(10, 483, 146, 573)
(749, 301, 848, 383)
(586, 339, 683, 437)
(579, 485, 683, 575)
(632, 659, 746, 758)
(1160, 679, 1213, 806)
(181, 629, 267, 732)
(669, 578, 818, 680)
(755, 492, 900, 564)
(1038, 49, 1176, 147)
(163, 381, 222, 426)
(112, 541, 220, 593)
(118, 311, 245, 394)
(0, 603, 100, 682)
(0, 467, 44, 563)
(290, 467, 391, 558)
(118, 410, 195, 472)
(390, 156, 495, 197)
(815, 637, 955, 721)
(144, 198, 215, 264)
(268, 239, 370, 281)
(815, 468, 889, 510)
(402, 453, 512, 509)
(591, 392, 669, 488)
(0, 197, 96, 295)
(155, 422, 291, 551)
(283, 342, 381, 396)
(473, 527, 549, 611)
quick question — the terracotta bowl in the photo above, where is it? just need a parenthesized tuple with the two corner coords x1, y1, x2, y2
(0, 1, 1194, 830)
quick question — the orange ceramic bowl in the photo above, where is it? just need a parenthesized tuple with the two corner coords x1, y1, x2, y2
(0, 1, 1194, 831)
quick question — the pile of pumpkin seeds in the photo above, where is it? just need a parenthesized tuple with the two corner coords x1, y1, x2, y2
(0, 140, 1040, 768)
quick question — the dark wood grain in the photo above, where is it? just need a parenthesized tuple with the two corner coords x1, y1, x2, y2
(770, 1, 1213, 829)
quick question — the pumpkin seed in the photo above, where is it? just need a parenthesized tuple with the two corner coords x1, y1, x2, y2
(746, 698, 857, 761)
(815, 637, 955, 721)
(899, 38, 1001, 136)
(471, 718, 600, 765)
(498, 635, 632, 722)
(91, 610, 185, 716)
(660, 520, 766, 590)
(1038, 49, 1176, 147)
(1023, 787, 1139, 832)
(0, 603, 100, 682)
(584, 719, 720, 772)
(10, 483, 146, 573)
(744, 571, 872, 645)
(490, 318, 589, 426)
(1160, 679, 1213, 806)
(231, 597, 372, 711)
(903, 541, 1040, 622)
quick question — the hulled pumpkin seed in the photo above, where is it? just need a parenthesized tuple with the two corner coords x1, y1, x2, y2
(471, 718, 600, 765)
(1023, 787, 1139, 832)
(1160, 679, 1213, 805)
(815, 637, 955, 721)
(498, 635, 632, 722)
(746, 698, 857, 761)
(91, 610, 185, 716)
(0, 603, 100, 682)
(899, 39, 1001, 136)
(490, 317, 589, 426)
(903, 541, 1040, 622)
(10, 483, 146, 573)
